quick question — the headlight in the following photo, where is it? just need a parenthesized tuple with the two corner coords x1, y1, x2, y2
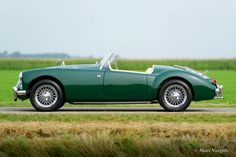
(18, 72, 23, 90)
(19, 72, 22, 79)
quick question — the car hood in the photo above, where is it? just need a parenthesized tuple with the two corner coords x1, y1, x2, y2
(23, 64, 100, 74)
(43, 64, 100, 70)
(57, 64, 99, 69)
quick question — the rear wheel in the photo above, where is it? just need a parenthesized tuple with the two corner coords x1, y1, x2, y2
(30, 79, 65, 111)
(158, 79, 192, 111)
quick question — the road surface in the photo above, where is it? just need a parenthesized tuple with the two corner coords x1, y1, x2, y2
(0, 107, 236, 113)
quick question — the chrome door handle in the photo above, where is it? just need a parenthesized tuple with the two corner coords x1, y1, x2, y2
(97, 74, 101, 78)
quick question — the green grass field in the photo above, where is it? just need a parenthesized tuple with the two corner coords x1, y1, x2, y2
(0, 58, 236, 70)
(0, 112, 236, 123)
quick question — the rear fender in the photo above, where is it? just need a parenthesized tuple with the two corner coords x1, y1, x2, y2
(148, 70, 216, 101)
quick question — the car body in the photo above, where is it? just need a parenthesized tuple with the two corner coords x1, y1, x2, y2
(13, 53, 223, 111)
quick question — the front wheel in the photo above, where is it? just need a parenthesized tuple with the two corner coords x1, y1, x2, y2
(30, 79, 65, 111)
(158, 79, 192, 111)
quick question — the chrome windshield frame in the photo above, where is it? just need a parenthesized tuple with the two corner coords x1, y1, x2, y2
(99, 53, 116, 70)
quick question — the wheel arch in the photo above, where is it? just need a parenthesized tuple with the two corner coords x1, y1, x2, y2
(28, 75, 66, 100)
(156, 76, 195, 100)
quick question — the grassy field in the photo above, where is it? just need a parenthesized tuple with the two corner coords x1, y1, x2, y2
(0, 133, 234, 157)
(0, 58, 236, 70)
(0, 112, 236, 123)
(0, 113, 235, 156)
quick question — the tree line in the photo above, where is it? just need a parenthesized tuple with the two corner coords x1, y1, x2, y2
(0, 51, 71, 58)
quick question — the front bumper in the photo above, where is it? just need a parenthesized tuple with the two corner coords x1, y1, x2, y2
(13, 81, 27, 101)
(215, 85, 223, 99)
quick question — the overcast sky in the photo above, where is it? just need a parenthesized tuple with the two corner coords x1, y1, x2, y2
(0, 0, 236, 58)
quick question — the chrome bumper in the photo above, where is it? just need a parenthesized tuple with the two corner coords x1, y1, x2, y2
(13, 81, 27, 101)
(215, 85, 223, 99)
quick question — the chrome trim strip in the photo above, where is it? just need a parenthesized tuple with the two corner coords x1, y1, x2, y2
(69, 101, 152, 104)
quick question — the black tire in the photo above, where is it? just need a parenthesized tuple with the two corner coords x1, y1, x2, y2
(30, 79, 65, 111)
(158, 79, 192, 111)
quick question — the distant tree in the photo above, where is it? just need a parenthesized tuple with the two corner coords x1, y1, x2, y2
(0, 51, 8, 57)
(10, 51, 21, 57)
(0, 51, 72, 58)
(88, 55, 94, 58)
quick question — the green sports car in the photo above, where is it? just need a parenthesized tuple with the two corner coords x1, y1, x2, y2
(13, 53, 223, 111)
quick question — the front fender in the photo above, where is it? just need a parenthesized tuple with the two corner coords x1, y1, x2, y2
(148, 70, 216, 101)
(22, 69, 62, 90)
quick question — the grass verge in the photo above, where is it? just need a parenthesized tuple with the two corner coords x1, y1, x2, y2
(0, 113, 236, 123)
(0, 122, 235, 139)
(0, 113, 235, 157)
(0, 136, 234, 157)
(0, 122, 235, 157)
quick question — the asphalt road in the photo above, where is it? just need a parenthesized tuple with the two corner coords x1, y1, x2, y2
(0, 107, 236, 113)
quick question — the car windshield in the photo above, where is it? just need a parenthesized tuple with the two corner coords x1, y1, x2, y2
(99, 53, 116, 69)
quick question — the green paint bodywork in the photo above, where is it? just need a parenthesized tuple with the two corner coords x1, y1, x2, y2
(20, 64, 217, 102)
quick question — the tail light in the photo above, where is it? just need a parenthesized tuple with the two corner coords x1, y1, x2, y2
(212, 79, 217, 85)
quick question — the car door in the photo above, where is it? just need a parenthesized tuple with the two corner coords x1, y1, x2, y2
(63, 69, 105, 102)
(103, 69, 147, 101)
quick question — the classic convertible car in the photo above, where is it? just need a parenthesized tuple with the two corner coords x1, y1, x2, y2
(13, 53, 223, 111)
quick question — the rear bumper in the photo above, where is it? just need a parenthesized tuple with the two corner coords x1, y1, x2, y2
(215, 85, 223, 99)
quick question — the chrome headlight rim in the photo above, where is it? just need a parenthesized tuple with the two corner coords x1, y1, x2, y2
(19, 72, 23, 79)
(18, 72, 23, 90)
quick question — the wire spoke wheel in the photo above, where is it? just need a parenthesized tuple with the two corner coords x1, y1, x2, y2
(164, 84, 187, 108)
(35, 84, 58, 108)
